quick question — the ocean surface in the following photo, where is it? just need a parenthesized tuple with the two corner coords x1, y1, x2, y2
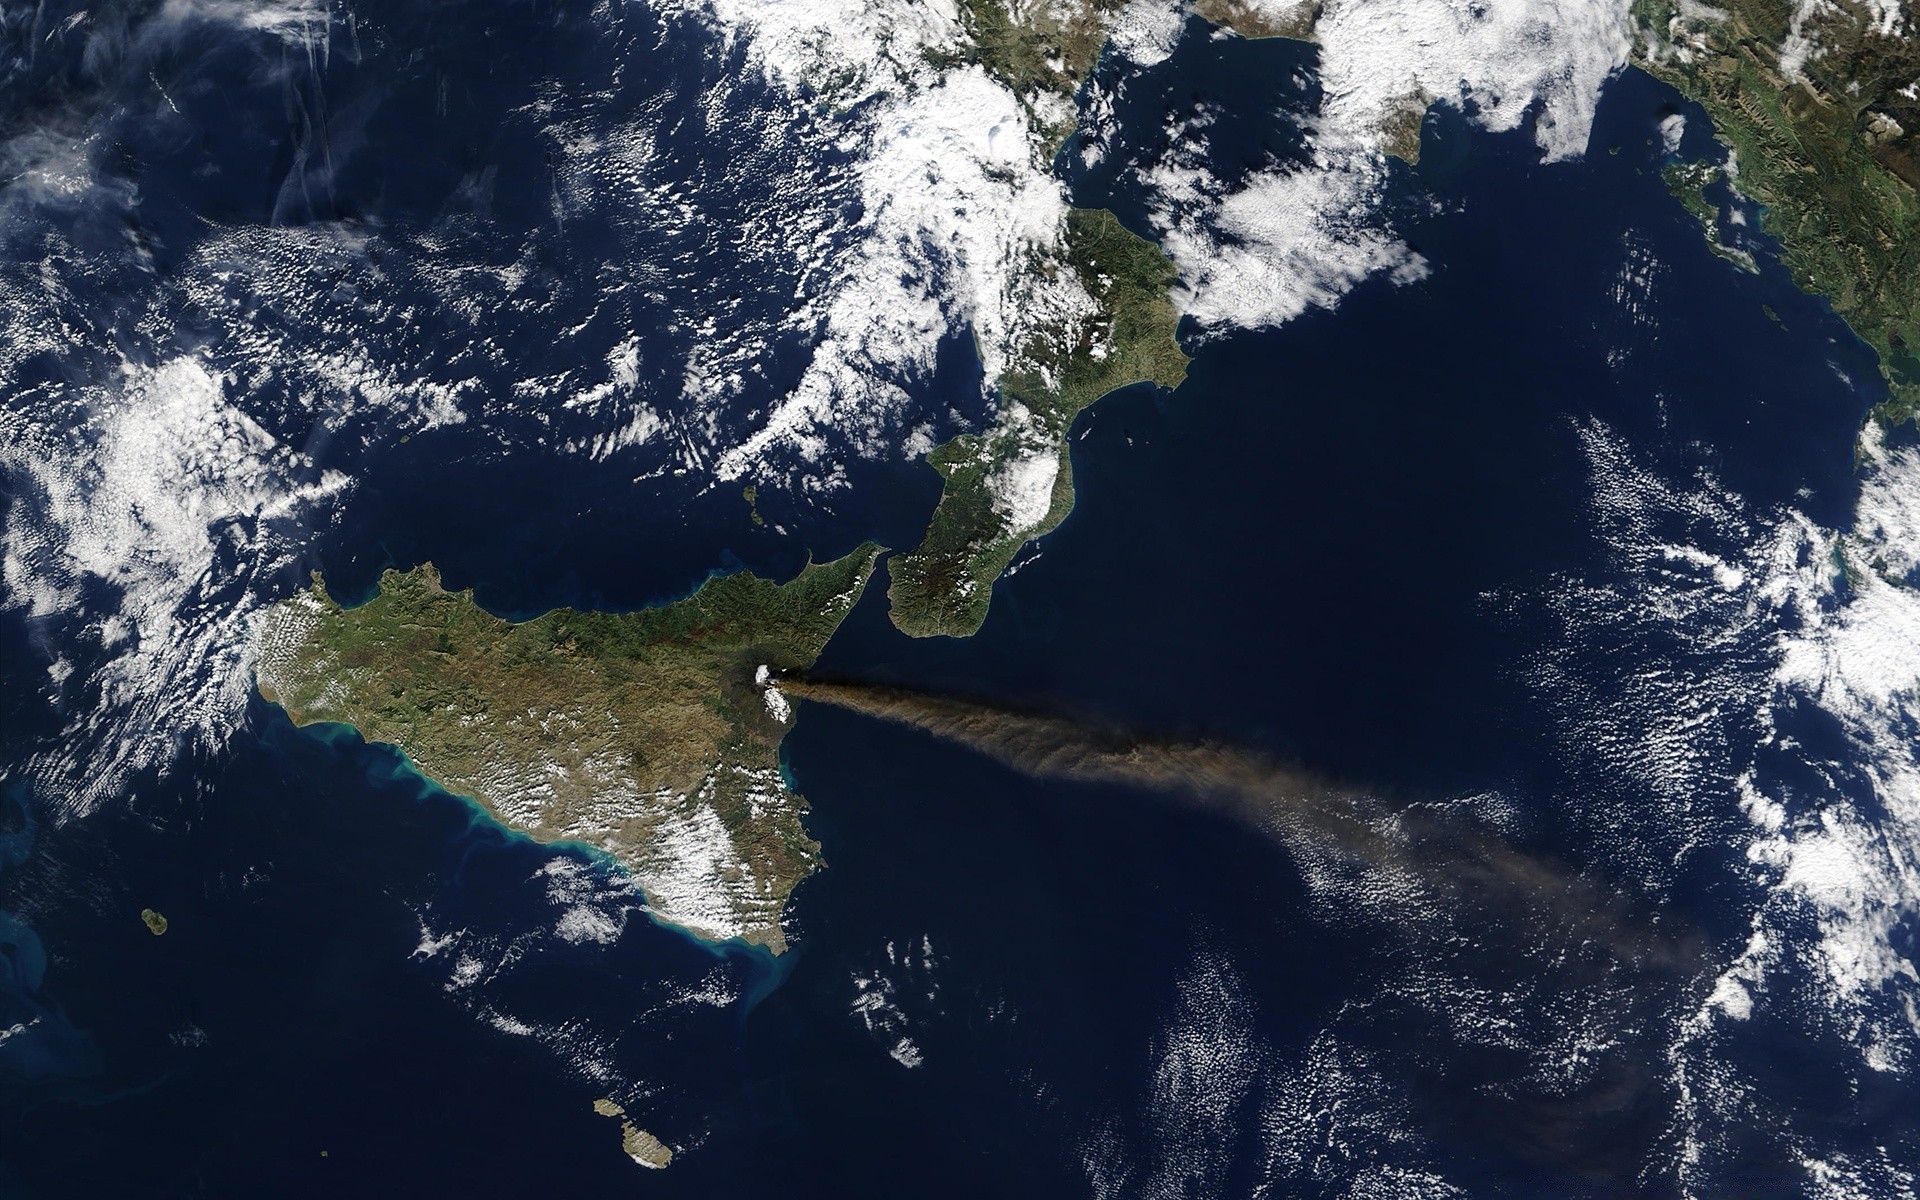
(0, 36, 1900, 1200)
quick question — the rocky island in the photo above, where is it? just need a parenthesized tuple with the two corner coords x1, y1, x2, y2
(253, 545, 881, 953)
(593, 1099, 674, 1169)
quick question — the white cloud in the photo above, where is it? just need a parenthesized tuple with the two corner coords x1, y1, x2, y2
(1317, 0, 1630, 163)
(1118, 0, 1630, 334)
(1, 357, 348, 816)
(1158, 145, 1430, 330)
(649, 0, 1100, 485)
(1509, 421, 1920, 1190)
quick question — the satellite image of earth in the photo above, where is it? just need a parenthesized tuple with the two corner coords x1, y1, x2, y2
(2, 0, 1919, 1192)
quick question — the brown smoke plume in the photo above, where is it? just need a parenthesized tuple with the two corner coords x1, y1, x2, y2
(772, 673, 1698, 972)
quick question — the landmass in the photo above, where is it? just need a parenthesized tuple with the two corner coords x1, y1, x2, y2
(1631, 0, 1920, 416)
(895, 0, 1452, 639)
(140, 908, 168, 936)
(1184, 0, 1920, 421)
(253, 545, 881, 953)
(1192, 0, 1321, 41)
(888, 208, 1187, 637)
(592, 1099, 673, 1169)
(888, 1, 1195, 639)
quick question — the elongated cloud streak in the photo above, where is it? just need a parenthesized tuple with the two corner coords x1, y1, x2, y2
(774, 673, 1698, 971)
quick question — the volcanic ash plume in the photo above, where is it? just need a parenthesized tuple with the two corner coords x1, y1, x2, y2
(769, 673, 1697, 971)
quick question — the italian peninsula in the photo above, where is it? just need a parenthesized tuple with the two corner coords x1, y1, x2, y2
(884, 0, 1195, 639)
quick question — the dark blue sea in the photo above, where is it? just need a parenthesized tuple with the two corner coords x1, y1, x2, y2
(0, 7, 1904, 1197)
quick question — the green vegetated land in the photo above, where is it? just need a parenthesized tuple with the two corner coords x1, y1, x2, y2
(889, 0, 1204, 638)
(1634, 0, 1920, 416)
(945, 0, 1118, 151)
(888, 207, 1188, 637)
(255, 545, 880, 952)
(888, 0, 1335, 639)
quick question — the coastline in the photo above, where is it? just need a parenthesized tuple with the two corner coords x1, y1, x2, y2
(258, 705, 807, 970)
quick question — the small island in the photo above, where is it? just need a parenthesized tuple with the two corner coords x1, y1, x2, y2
(253, 545, 881, 953)
(140, 908, 168, 936)
(592, 1099, 673, 1169)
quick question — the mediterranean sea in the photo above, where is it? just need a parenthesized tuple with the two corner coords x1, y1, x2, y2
(0, 52, 1891, 1200)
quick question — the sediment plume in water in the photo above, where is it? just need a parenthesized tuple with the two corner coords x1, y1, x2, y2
(770, 672, 1698, 972)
